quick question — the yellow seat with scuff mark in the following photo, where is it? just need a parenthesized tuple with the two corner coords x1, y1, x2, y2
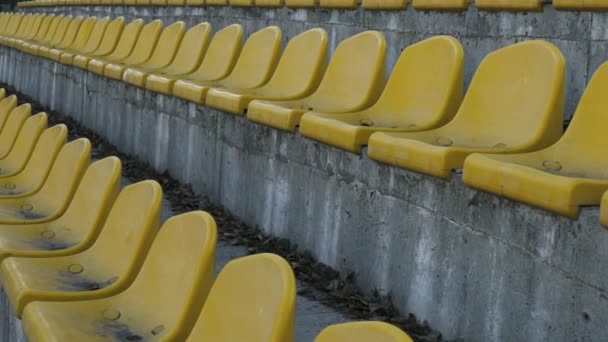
(146, 24, 242, 96)
(206, 28, 327, 115)
(315, 322, 413, 342)
(300, 36, 463, 153)
(368, 40, 565, 180)
(21, 211, 217, 341)
(0, 180, 162, 318)
(87, 19, 144, 75)
(0, 137, 88, 225)
(173, 25, 281, 105)
(72, 17, 125, 69)
(0, 157, 120, 261)
(186, 253, 295, 342)
(247, 30, 386, 132)
(0, 124, 66, 201)
(463, 61, 608, 219)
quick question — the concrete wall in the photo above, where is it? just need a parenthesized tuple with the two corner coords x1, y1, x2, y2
(1, 35, 608, 340)
(21, 4, 608, 122)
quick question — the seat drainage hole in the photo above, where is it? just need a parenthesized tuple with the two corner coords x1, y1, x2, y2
(41, 230, 55, 239)
(300, 105, 314, 111)
(4, 183, 15, 189)
(542, 160, 562, 171)
(493, 143, 507, 149)
(359, 119, 374, 127)
(435, 137, 453, 146)
(67, 263, 84, 274)
(20, 203, 33, 211)
(101, 308, 121, 321)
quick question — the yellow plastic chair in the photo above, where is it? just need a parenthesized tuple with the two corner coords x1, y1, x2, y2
(412, 0, 469, 10)
(186, 0, 206, 5)
(368, 40, 565, 180)
(0, 113, 47, 178)
(47, 17, 97, 62)
(0, 138, 89, 225)
(131, 22, 210, 89)
(15, 14, 54, 51)
(0, 157, 120, 261)
(26, 15, 69, 55)
(0, 124, 67, 197)
(0, 95, 18, 132)
(206, 0, 228, 4)
(463, 61, 608, 219)
(363, 0, 408, 9)
(230, 0, 253, 5)
(57, 16, 110, 64)
(21, 211, 217, 341)
(186, 253, 296, 342)
(299, 36, 463, 153)
(102, 19, 163, 80)
(0, 104, 32, 160)
(146, 23, 242, 96)
(286, 0, 317, 7)
(20, 15, 61, 52)
(320, 0, 358, 8)
(256, 0, 284, 6)
(121, 21, 187, 87)
(36, 17, 84, 58)
(72, 17, 125, 69)
(553, 0, 608, 9)
(599, 191, 608, 227)
(3, 14, 42, 48)
(247, 30, 386, 132)
(0, 88, 6, 101)
(475, 0, 542, 11)
(0, 14, 36, 45)
(87, 19, 144, 75)
(0, 180, 162, 318)
(315, 322, 413, 342)
(206, 28, 328, 115)
(31, 15, 73, 56)
(173, 26, 282, 105)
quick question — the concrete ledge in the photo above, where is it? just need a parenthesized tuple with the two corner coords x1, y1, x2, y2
(1, 44, 608, 341)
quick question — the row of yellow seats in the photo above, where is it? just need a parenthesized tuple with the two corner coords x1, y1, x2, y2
(0, 13, 605, 222)
(17, 0, 608, 11)
(0, 90, 412, 341)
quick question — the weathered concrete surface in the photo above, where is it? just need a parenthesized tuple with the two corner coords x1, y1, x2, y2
(19, 4, 608, 121)
(2, 44, 607, 341)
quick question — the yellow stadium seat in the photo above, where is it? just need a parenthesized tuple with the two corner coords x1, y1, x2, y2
(173, 26, 281, 105)
(72, 17, 125, 69)
(0, 157, 120, 261)
(0, 180, 162, 318)
(32, 15, 73, 56)
(600, 191, 608, 227)
(3, 14, 41, 47)
(145, 23, 242, 96)
(0, 104, 32, 160)
(412, 0, 468, 10)
(0, 138, 89, 225)
(256, 0, 284, 6)
(102, 19, 164, 80)
(186, 0, 206, 5)
(0, 14, 35, 45)
(1, 14, 24, 38)
(363, 0, 408, 9)
(299, 36, 463, 153)
(37, 17, 83, 59)
(368, 40, 565, 180)
(47, 17, 99, 62)
(320, 0, 358, 8)
(475, 0, 542, 11)
(315, 322, 413, 342)
(0, 89, 5, 100)
(553, 0, 608, 9)
(87, 19, 144, 75)
(186, 253, 295, 342)
(14, 14, 54, 50)
(463, 61, 608, 219)
(125, 22, 210, 88)
(20, 15, 61, 53)
(0, 113, 47, 178)
(206, 0, 228, 4)
(21, 211, 216, 341)
(247, 31, 386, 132)
(286, 0, 317, 7)
(206, 28, 327, 115)
(0, 124, 67, 198)
(231, 0, 254, 5)
(57, 17, 110, 64)
(122, 21, 188, 87)
(0, 95, 18, 131)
